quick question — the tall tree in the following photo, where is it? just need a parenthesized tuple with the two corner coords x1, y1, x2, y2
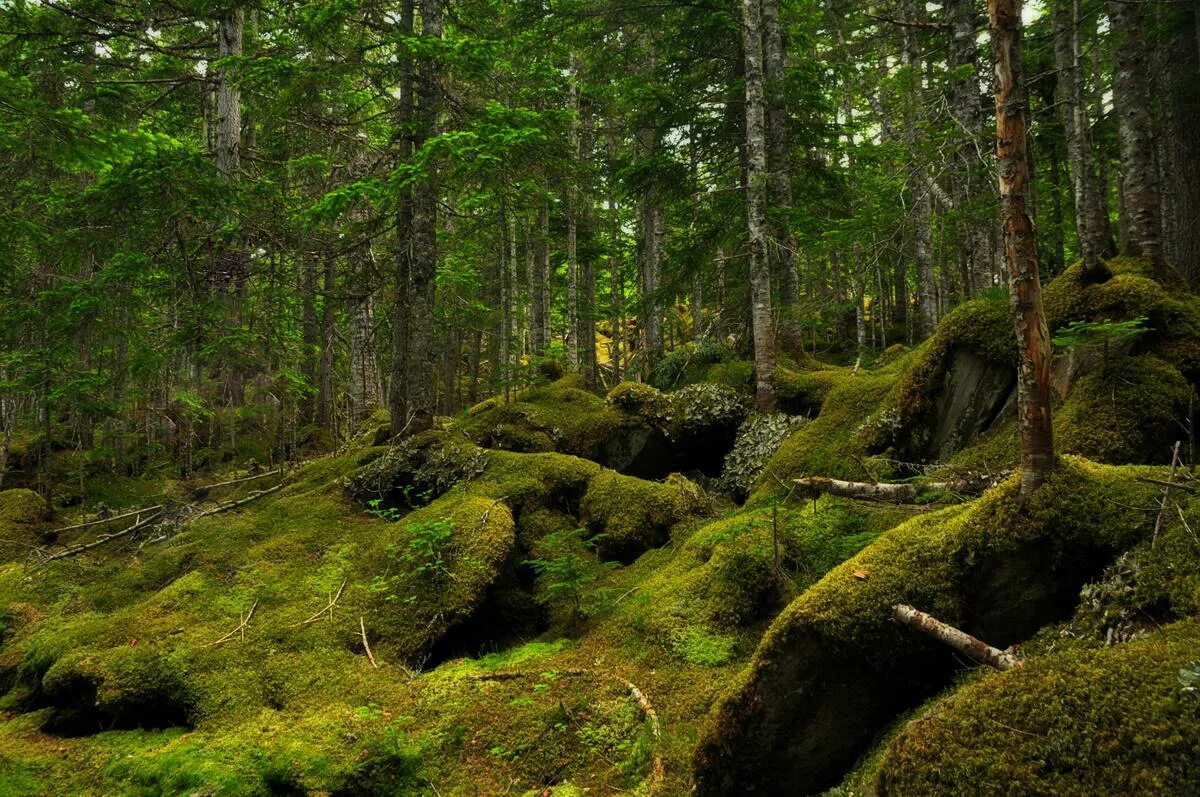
(990, 0, 1055, 497)
(741, 0, 776, 408)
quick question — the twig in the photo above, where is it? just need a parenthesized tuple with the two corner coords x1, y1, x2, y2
(203, 600, 259, 647)
(286, 579, 348, 627)
(41, 510, 164, 563)
(192, 484, 283, 519)
(1176, 503, 1199, 546)
(47, 504, 164, 535)
(360, 616, 379, 668)
(623, 679, 665, 791)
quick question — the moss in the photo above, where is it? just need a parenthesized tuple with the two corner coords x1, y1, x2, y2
(875, 618, 1200, 796)
(0, 490, 48, 553)
(580, 471, 710, 561)
(342, 430, 488, 509)
(702, 360, 754, 391)
(605, 381, 669, 421)
(693, 458, 1163, 794)
(754, 370, 898, 496)
(454, 378, 623, 461)
(1057, 354, 1190, 464)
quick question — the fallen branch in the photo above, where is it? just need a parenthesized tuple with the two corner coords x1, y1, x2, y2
(192, 484, 283, 519)
(47, 504, 164, 535)
(893, 604, 1020, 671)
(360, 617, 379, 668)
(41, 510, 165, 563)
(287, 579, 347, 628)
(623, 679, 665, 790)
(193, 468, 283, 493)
(204, 600, 259, 647)
(794, 477, 973, 503)
(1153, 442, 1184, 548)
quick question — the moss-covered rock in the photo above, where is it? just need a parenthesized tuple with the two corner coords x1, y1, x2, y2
(342, 431, 487, 509)
(720, 413, 806, 498)
(873, 618, 1200, 796)
(580, 471, 711, 561)
(0, 489, 49, 552)
(692, 459, 1160, 795)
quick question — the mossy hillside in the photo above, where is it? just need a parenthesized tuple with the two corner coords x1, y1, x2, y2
(693, 458, 1162, 795)
(873, 618, 1200, 796)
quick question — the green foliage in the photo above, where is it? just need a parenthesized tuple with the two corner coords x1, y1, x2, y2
(524, 528, 617, 623)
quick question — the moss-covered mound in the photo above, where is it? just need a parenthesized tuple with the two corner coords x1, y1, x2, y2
(0, 489, 49, 553)
(692, 458, 1160, 795)
(581, 471, 710, 561)
(873, 618, 1200, 795)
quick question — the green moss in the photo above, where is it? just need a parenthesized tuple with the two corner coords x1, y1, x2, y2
(876, 618, 1200, 795)
(580, 471, 710, 561)
(1057, 354, 1190, 464)
(0, 490, 47, 552)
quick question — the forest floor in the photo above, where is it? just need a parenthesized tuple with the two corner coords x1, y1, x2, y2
(1, 257, 1200, 796)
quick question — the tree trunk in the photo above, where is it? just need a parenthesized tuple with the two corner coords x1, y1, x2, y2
(637, 125, 663, 381)
(214, 9, 243, 181)
(349, 292, 381, 423)
(990, 0, 1055, 498)
(300, 255, 320, 424)
(762, 0, 799, 346)
(498, 212, 512, 398)
(316, 257, 336, 430)
(566, 55, 581, 371)
(609, 194, 624, 382)
(900, 0, 937, 337)
(1107, 0, 1163, 260)
(531, 201, 550, 357)
(945, 0, 993, 295)
(388, 0, 415, 432)
(1052, 0, 1115, 275)
(1159, 2, 1200, 285)
(404, 0, 442, 434)
(742, 0, 776, 409)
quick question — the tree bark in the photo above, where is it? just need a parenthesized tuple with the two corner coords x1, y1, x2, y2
(741, 0, 777, 407)
(404, 0, 442, 434)
(637, 126, 663, 381)
(762, 0, 800, 346)
(349, 291, 381, 423)
(900, 0, 937, 336)
(531, 200, 551, 357)
(316, 257, 336, 431)
(893, 604, 1021, 670)
(1159, 2, 1200, 285)
(1052, 0, 1115, 275)
(388, 0, 415, 431)
(1107, 0, 1163, 260)
(566, 55, 581, 371)
(990, 0, 1055, 498)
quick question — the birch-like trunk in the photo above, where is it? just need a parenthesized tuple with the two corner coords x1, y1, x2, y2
(742, 0, 776, 409)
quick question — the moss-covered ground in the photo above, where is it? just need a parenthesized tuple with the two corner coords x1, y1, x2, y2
(1, 256, 1197, 795)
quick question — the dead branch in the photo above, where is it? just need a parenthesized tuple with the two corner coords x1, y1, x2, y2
(204, 600, 259, 647)
(192, 484, 283, 519)
(287, 579, 348, 628)
(893, 604, 1020, 671)
(1153, 442, 1184, 548)
(193, 468, 283, 493)
(1138, 477, 1198, 493)
(41, 510, 165, 563)
(623, 679, 665, 790)
(794, 477, 973, 503)
(47, 504, 164, 535)
(360, 616, 380, 668)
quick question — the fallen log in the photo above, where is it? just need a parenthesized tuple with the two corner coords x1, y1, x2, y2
(794, 477, 972, 503)
(192, 484, 283, 519)
(41, 510, 165, 563)
(893, 604, 1020, 671)
(623, 679, 665, 790)
(47, 504, 165, 536)
(192, 468, 283, 493)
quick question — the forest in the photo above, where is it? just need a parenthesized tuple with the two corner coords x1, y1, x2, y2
(1, 0, 1199, 793)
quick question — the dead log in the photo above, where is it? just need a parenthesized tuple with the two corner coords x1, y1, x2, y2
(191, 484, 283, 519)
(191, 468, 283, 494)
(623, 679, 665, 790)
(360, 616, 379, 668)
(893, 604, 1020, 670)
(794, 477, 972, 503)
(41, 510, 165, 563)
(47, 504, 165, 536)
